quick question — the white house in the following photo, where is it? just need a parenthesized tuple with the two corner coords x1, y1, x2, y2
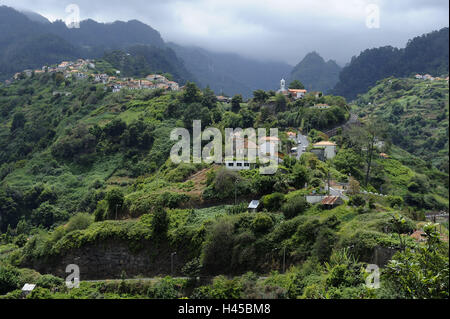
(312, 141, 337, 160)
(225, 160, 252, 170)
(259, 136, 280, 155)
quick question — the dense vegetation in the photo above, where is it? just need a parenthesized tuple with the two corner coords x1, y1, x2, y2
(0, 60, 448, 299)
(353, 77, 449, 174)
(333, 28, 449, 100)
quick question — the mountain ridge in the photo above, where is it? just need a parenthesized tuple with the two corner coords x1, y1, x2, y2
(289, 51, 341, 93)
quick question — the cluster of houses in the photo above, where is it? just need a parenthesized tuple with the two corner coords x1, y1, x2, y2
(414, 74, 449, 82)
(99, 74, 180, 93)
(224, 129, 340, 173)
(11, 59, 181, 93)
(224, 131, 284, 170)
(13, 59, 95, 81)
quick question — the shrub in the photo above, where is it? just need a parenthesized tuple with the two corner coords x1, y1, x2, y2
(262, 193, 285, 212)
(36, 274, 64, 289)
(152, 208, 169, 238)
(251, 213, 274, 234)
(0, 265, 20, 295)
(386, 195, 403, 208)
(281, 195, 308, 219)
(66, 213, 93, 233)
(291, 163, 308, 189)
(348, 194, 365, 207)
(202, 219, 234, 274)
(312, 228, 337, 263)
(105, 188, 124, 220)
(31, 202, 68, 229)
(147, 277, 180, 299)
(213, 168, 239, 199)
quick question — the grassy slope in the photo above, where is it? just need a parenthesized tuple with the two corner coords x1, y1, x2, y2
(353, 77, 449, 170)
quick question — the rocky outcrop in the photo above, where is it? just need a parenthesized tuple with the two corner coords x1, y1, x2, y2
(25, 240, 190, 280)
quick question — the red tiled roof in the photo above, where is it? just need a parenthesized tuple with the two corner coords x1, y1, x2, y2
(410, 230, 426, 241)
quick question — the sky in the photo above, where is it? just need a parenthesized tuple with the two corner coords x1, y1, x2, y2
(2, 0, 449, 66)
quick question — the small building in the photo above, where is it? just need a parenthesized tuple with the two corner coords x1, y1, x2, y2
(216, 96, 231, 103)
(21, 284, 36, 297)
(225, 160, 252, 170)
(314, 104, 330, 109)
(379, 153, 389, 159)
(321, 196, 343, 209)
(288, 89, 307, 99)
(312, 141, 337, 160)
(306, 195, 326, 204)
(286, 131, 297, 141)
(259, 136, 280, 155)
(248, 200, 261, 212)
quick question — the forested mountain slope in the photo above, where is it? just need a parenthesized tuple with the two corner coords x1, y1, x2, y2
(289, 52, 341, 93)
(353, 77, 449, 173)
(333, 28, 449, 100)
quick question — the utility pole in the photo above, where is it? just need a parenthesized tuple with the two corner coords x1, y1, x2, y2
(327, 171, 331, 196)
(234, 179, 238, 205)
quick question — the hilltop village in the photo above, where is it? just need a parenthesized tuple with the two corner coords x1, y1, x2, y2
(10, 59, 181, 93)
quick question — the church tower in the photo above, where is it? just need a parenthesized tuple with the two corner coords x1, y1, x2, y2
(278, 78, 287, 93)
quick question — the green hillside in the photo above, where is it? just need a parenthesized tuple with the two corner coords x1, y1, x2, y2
(353, 76, 449, 173)
(0, 70, 448, 299)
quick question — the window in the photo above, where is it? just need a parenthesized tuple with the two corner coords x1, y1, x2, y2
(228, 163, 234, 167)
(244, 163, 250, 167)
(237, 163, 242, 167)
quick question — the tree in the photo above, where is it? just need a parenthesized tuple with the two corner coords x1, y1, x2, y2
(281, 195, 308, 219)
(347, 177, 360, 195)
(182, 82, 202, 104)
(389, 213, 408, 250)
(152, 207, 169, 237)
(275, 94, 287, 112)
(383, 224, 449, 299)
(345, 118, 388, 186)
(31, 202, 68, 229)
(182, 258, 202, 284)
(10, 113, 26, 132)
(105, 188, 124, 220)
(202, 219, 234, 274)
(231, 94, 243, 113)
(253, 90, 269, 103)
(201, 86, 218, 109)
(0, 265, 20, 295)
(289, 80, 305, 90)
(54, 73, 64, 86)
(291, 163, 308, 189)
(213, 168, 239, 199)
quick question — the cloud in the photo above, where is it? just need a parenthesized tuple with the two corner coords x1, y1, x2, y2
(1, 0, 448, 65)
